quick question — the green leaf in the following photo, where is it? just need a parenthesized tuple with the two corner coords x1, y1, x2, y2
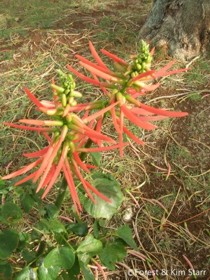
(0, 180, 8, 195)
(77, 234, 102, 255)
(1, 202, 22, 224)
(22, 249, 37, 263)
(99, 240, 127, 270)
(0, 230, 19, 259)
(68, 222, 88, 237)
(0, 262, 13, 280)
(38, 264, 59, 280)
(79, 261, 94, 280)
(37, 218, 66, 234)
(44, 204, 59, 218)
(77, 235, 103, 266)
(63, 256, 80, 279)
(116, 225, 138, 249)
(17, 232, 29, 251)
(82, 173, 124, 220)
(44, 246, 75, 270)
(93, 220, 99, 239)
(47, 219, 67, 234)
(15, 267, 37, 280)
(20, 193, 35, 213)
(90, 152, 101, 166)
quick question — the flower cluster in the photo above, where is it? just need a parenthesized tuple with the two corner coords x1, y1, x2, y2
(2, 41, 188, 212)
(67, 41, 188, 156)
(2, 71, 123, 213)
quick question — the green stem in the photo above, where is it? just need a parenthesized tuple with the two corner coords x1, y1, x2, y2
(55, 176, 68, 210)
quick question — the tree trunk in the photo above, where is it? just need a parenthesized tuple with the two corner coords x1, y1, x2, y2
(138, 0, 210, 61)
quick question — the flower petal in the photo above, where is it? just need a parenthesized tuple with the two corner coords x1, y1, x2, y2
(76, 54, 113, 75)
(100, 49, 127, 66)
(19, 119, 63, 126)
(83, 101, 119, 123)
(121, 105, 157, 130)
(23, 146, 49, 158)
(89, 41, 109, 70)
(4, 122, 52, 132)
(78, 142, 129, 153)
(67, 64, 103, 87)
(140, 103, 189, 117)
(14, 170, 38, 186)
(35, 126, 68, 190)
(72, 160, 96, 203)
(2, 158, 42, 180)
(79, 61, 118, 82)
(24, 87, 43, 108)
(73, 152, 90, 173)
(42, 146, 69, 198)
(84, 180, 111, 203)
(63, 160, 82, 214)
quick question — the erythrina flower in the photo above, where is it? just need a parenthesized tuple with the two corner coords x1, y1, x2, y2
(2, 71, 125, 214)
(67, 40, 188, 156)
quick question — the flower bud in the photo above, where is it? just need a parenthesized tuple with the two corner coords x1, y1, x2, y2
(51, 84, 65, 94)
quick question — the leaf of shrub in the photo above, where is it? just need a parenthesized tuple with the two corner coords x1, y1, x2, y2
(20, 193, 35, 213)
(38, 264, 59, 280)
(116, 225, 138, 249)
(1, 202, 22, 224)
(15, 267, 30, 280)
(0, 230, 19, 259)
(99, 240, 127, 270)
(77, 234, 103, 255)
(44, 246, 75, 270)
(68, 222, 88, 237)
(90, 152, 101, 166)
(0, 261, 13, 280)
(82, 173, 124, 220)
(79, 260, 94, 280)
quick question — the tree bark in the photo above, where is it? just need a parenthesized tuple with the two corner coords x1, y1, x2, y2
(138, 0, 210, 61)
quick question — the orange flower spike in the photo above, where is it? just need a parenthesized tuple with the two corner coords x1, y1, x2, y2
(63, 161, 82, 214)
(115, 117, 144, 146)
(19, 119, 63, 127)
(14, 170, 38, 187)
(75, 54, 113, 75)
(23, 146, 49, 158)
(95, 116, 103, 146)
(33, 145, 55, 185)
(79, 61, 119, 82)
(72, 160, 96, 203)
(41, 145, 69, 199)
(119, 110, 124, 157)
(40, 164, 57, 191)
(24, 87, 43, 108)
(73, 152, 91, 173)
(127, 95, 188, 118)
(2, 158, 42, 180)
(100, 49, 128, 66)
(4, 122, 52, 132)
(83, 101, 119, 123)
(88, 40, 109, 70)
(36, 125, 68, 191)
(66, 65, 103, 87)
(121, 104, 157, 130)
(131, 70, 155, 82)
(78, 142, 129, 153)
(84, 180, 111, 203)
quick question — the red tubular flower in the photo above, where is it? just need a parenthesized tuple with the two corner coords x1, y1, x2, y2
(67, 40, 188, 154)
(2, 80, 120, 213)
